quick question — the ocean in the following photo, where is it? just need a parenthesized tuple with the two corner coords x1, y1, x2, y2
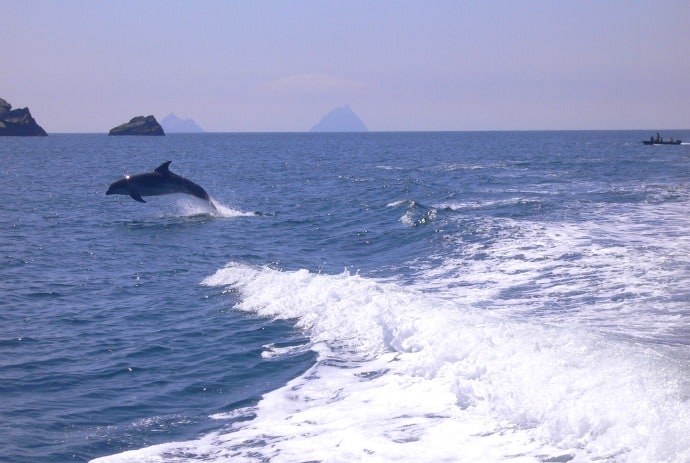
(2, 131, 690, 462)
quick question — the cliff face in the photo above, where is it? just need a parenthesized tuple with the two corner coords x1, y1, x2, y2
(109, 115, 165, 136)
(0, 98, 48, 136)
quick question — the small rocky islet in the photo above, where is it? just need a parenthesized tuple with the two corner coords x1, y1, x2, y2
(0, 97, 48, 136)
(108, 115, 165, 136)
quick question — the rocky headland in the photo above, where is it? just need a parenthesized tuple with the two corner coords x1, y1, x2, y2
(0, 97, 48, 136)
(109, 115, 165, 136)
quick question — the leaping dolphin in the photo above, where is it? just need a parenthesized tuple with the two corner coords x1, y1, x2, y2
(106, 161, 216, 209)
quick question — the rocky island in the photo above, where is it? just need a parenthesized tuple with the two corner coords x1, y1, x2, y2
(0, 97, 48, 136)
(161, 113, 204, 133)
(310, 105, 368, 132)
(109, 115, 165, 136)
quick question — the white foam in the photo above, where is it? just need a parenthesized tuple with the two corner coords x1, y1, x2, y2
(209, 406, 256, 421)
(93, 260, 690, 462)
(93, 195, 690, 463)
(417, 201, 690, 346)
(172, 197, 257, 219)
(386, 199, 410, 208)
(435, 197, 544, 212)
(387, 199, 438, 227)
(260, 342, 310, 359)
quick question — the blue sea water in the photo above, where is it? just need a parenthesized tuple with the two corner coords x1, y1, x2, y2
(2, 131, 690, 462)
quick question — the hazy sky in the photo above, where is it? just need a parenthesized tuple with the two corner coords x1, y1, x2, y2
(4, 0, 690, 133)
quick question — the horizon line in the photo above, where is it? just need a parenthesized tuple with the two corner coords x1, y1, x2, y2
(36, 128, 690, 135)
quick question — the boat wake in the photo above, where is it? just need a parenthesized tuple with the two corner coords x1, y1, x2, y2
(92, 262, 690, 462)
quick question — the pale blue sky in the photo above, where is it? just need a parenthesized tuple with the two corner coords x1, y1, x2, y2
(4, 0, 689, 132)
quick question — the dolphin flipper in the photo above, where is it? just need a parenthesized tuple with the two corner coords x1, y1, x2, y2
(130, 193, 146, 203)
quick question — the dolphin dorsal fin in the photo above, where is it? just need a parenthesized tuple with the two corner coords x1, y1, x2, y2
(155, 161, 172, 175)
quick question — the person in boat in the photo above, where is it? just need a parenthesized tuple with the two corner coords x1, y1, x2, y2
(656, 132, 661, 142)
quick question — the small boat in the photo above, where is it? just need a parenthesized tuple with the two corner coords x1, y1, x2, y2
(643, 133, 682, 145)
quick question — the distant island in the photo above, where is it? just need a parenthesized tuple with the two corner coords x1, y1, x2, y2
(310, 105, 368, 132)
(109, 115, 165, 136)
(161, 113, 204, 133)
(0, 97, 48, 136)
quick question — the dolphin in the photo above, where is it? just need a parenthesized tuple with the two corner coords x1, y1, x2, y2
(106, 161, 216, 209)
